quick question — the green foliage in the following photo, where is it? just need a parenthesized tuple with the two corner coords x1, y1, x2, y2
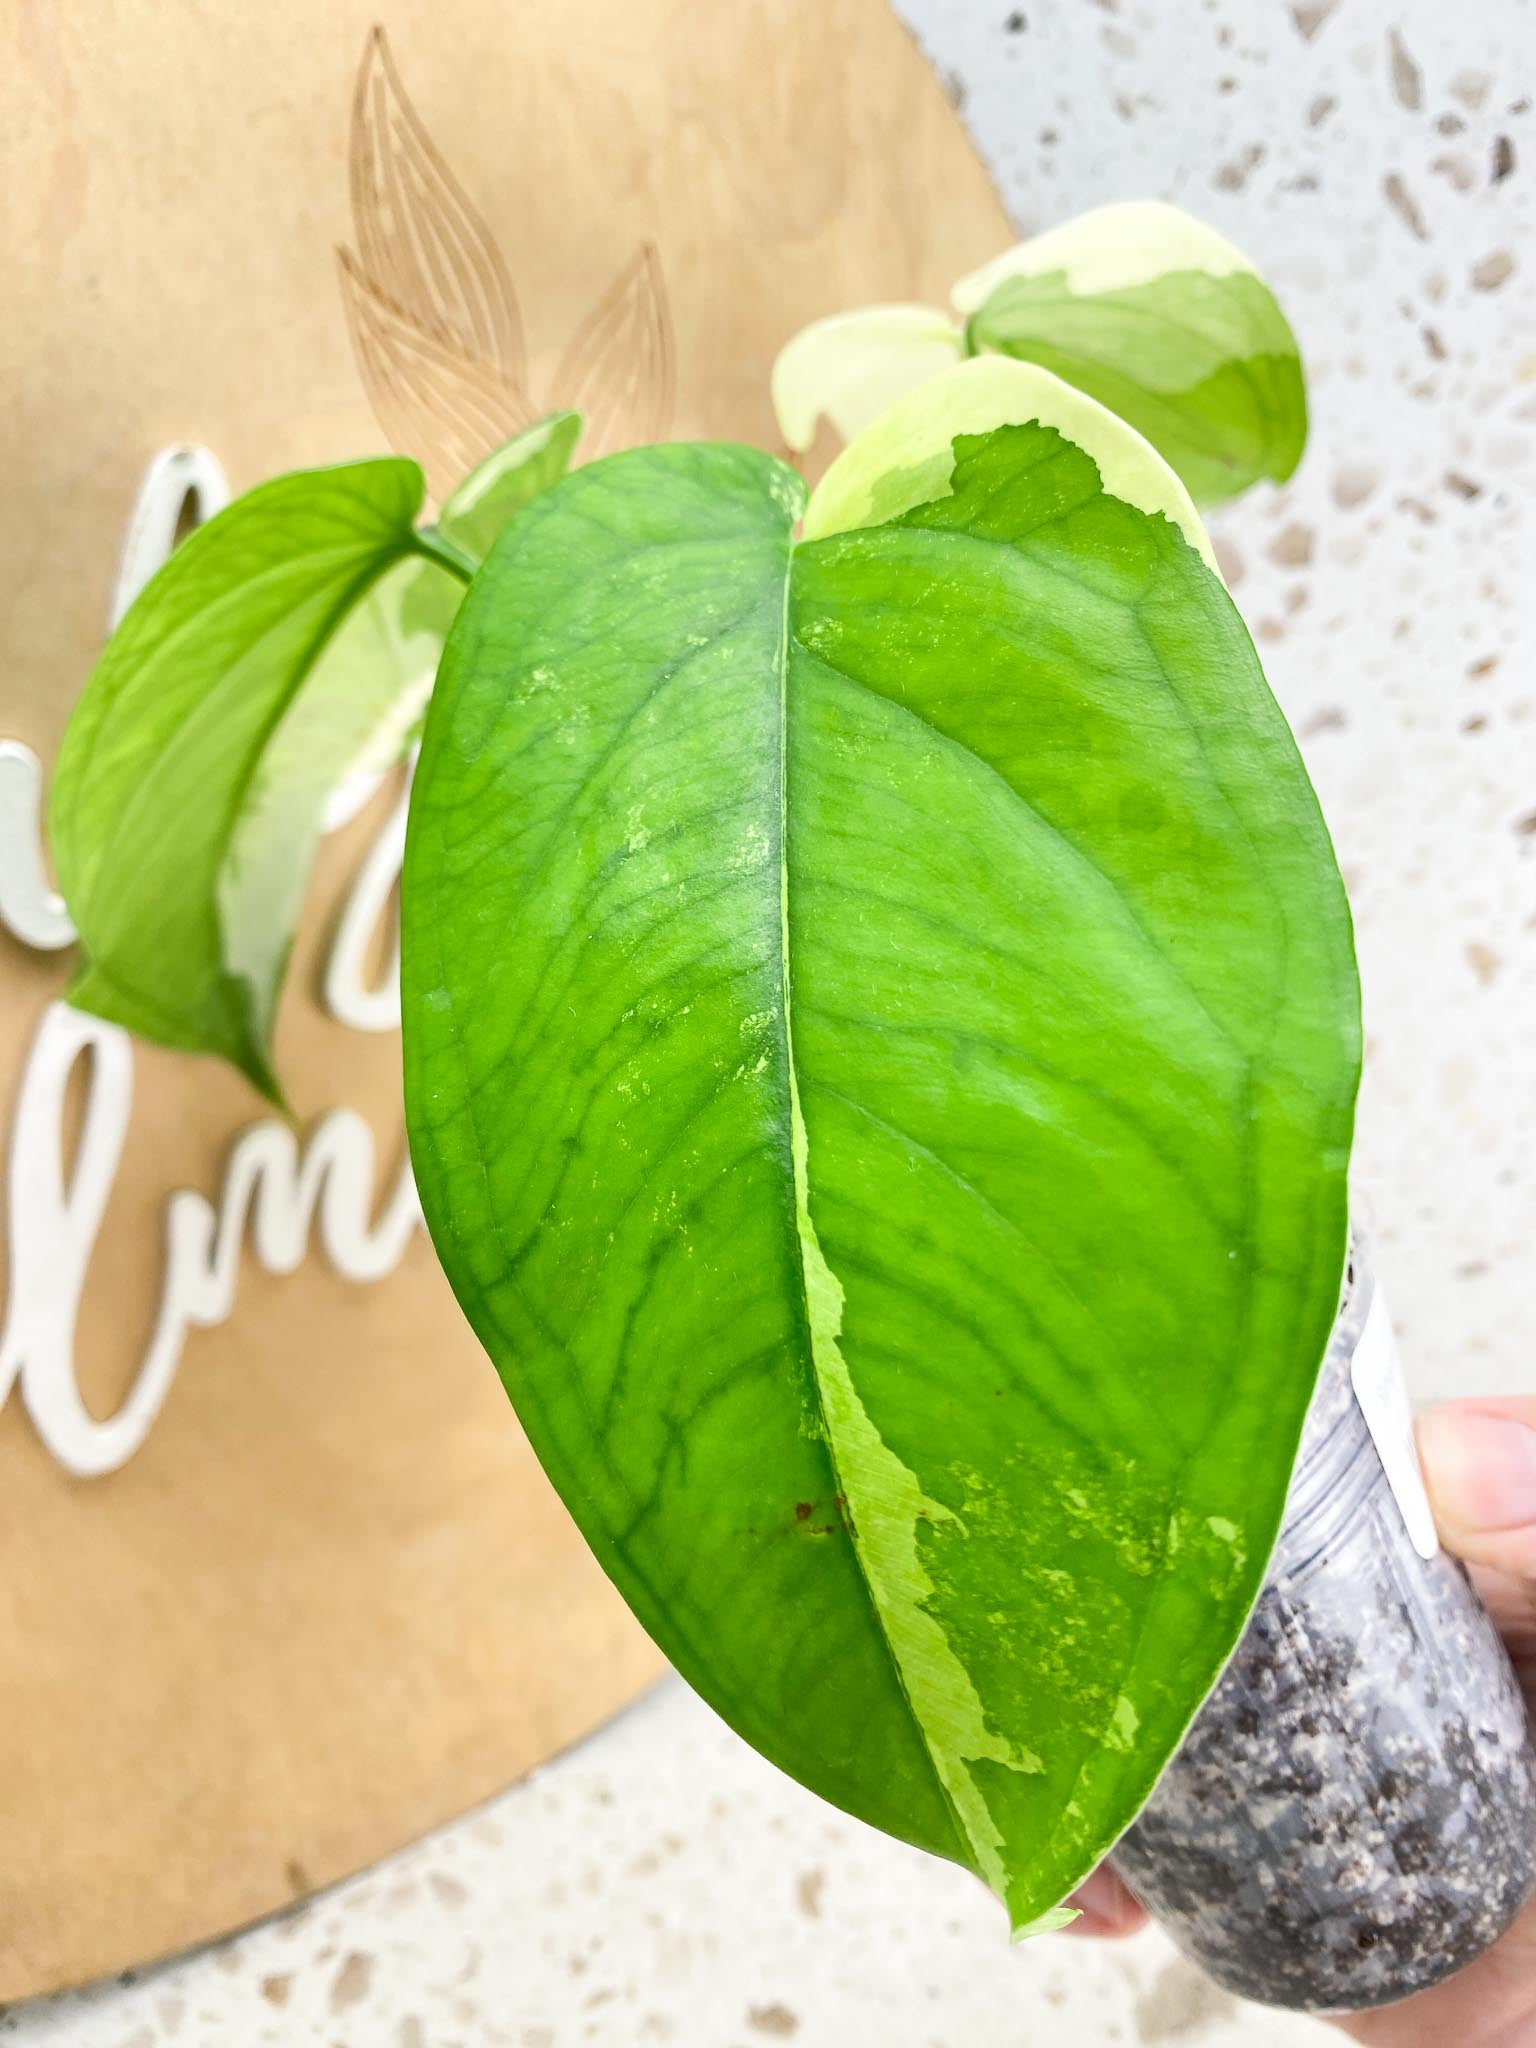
(435, 412, 581, 559)
(52, 418, 579, 1098)
(48, 291, 1352, 1929)
(965, 266, 1305, 505)
(401, 405, 1359, 1930)
(774, 201, 1307, 508)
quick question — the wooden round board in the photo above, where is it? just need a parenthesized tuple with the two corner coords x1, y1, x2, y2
(0, 0, 1010, 1998)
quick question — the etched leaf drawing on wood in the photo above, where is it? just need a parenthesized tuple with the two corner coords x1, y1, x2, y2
(337, 28, 675, 494)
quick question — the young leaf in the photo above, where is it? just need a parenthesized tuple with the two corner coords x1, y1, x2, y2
(402, 372, 1360, 1931)
(772, 305, 965, 453)
(295, 550, 464, 807)
(51, 415, 584, 1099)
(955, 201, 1306, 505)
(801, 355, 1216, 570)
(435, 410, 582, 559)
(52, 460, 432, 1098)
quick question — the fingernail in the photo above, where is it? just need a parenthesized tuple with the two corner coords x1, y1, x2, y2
(1417, 1408, 1536, 1532)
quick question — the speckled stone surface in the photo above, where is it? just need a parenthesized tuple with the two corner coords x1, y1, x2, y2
(1115, 1260, 1536, 2011)
(2, 1677, 1331, 2048)
(5, 2, 1532, 2042)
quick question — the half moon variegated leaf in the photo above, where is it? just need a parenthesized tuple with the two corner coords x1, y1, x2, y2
(800, 356, 1217, 571)
(401, 375, 1359, 1932)
(955, 200, 1306, 505)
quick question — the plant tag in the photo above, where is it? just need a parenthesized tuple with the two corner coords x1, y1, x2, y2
(1351, 1284, 1439, 1561)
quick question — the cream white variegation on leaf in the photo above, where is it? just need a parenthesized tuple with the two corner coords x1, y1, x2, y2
(773, 200, 1306, 507)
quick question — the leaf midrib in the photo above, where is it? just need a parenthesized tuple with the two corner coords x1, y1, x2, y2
(773, 517, 992, 1883)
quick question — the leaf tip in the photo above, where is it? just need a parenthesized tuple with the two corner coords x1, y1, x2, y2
(1009, 1903, 1080, 1943)
(236, 1036, 292, 1118)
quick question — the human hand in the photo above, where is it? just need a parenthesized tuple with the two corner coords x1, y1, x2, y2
(1061, 1399, 1536, 2045)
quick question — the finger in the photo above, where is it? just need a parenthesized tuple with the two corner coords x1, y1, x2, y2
(1059, 1864, 1149, 1939)
(1416, 1401, 1536, 1582)
(1466, 1560, 1536, 1696)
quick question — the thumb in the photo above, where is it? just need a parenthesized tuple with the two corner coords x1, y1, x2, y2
(1415, 1400, 1536, 1580)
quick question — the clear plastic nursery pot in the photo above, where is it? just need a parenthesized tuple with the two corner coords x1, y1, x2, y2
(1113, 1247, 1536, 2012)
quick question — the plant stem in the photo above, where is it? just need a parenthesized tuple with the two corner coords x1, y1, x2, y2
(412, 525, 477, 584)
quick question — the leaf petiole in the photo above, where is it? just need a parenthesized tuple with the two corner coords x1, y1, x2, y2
(411, 524, 478, 585)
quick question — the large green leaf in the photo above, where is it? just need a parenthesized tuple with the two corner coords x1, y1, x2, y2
(401, 376, 1359, 1931)
(53, 415, 582, 1099)
(956, 201, 1306, 505)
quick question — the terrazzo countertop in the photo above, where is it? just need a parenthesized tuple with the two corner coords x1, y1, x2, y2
(2, 1681, 1326, 2048)
(7, 1, 1531, 2042)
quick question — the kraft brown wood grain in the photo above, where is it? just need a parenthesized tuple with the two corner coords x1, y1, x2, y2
(0, 0, 1011, 1997)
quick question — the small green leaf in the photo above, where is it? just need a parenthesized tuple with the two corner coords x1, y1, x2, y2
(402, 390, 1359, 1929)
(52, 460, 426, 1098)
(956, 201, 1306, 505)
(52, 414, 584, 1098)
